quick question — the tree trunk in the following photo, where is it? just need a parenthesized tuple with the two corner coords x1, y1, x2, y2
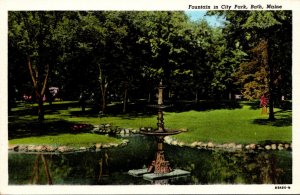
(28, 58, 49, 122)
(148, 92, 151, 103)
(123, 87, 128, 113)
(41, 155, 52, 184)
(122, 81, 129, 113)
(195, 89, 198, 102)
(100, 85, 107, 113)
(79, 91, 86, 112)
(268, 83, 275, 120)
(81, 100, 86, 112)
(37, 96, 44, 122)
(266, 41, 275, 121)
(98, 64, 108, 113)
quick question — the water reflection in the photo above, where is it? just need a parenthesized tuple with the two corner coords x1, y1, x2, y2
(204, 151, 287, 184)
(30, 154, 52, 184)
(8, 135, 292, 185)
(166, 145, 292, 184)
(98, 152, 109, 183)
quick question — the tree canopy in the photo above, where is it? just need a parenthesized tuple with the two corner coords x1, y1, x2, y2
(8, 11, 292, 120)
(209, 11, 292, 120)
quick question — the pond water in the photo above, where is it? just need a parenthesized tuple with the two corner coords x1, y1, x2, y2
(9, 135, 292, 185)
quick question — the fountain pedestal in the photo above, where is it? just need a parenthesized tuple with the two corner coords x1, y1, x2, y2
(141, 132, 180, 174)
(129, 81, 190, 180)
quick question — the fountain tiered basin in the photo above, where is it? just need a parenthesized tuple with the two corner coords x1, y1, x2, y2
(128, 81, 190, 180)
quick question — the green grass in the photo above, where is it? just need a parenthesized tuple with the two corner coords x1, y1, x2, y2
(167, 106, 291, 144)
(40, 102, 157, 129)
(9, 133, 122, 147)
(9, 101, 292, 145)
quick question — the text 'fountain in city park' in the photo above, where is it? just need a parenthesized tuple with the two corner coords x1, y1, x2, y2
(128, 80, 190, 181)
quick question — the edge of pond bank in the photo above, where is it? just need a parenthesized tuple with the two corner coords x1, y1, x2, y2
(164, 136, 292, 152)
(8, 134, 292, 154)
(8, 139, 129, 153)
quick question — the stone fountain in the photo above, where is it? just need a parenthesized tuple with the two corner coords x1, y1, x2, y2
(128, 80, 190, 180)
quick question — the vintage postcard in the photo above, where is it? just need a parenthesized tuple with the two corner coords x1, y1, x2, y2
(0, 0, 299, 194)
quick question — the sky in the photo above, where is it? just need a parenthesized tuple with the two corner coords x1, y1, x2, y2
(185, 11, 226, 27)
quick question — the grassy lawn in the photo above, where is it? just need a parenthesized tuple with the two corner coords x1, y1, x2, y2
(168, 107, 291, 144)
(8, 100, 292, 145)
(9, 133, 122, 147)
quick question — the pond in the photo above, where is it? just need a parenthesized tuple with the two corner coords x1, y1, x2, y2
(8, 135, 292, 185)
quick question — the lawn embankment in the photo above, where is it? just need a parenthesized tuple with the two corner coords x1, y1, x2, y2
(9, 133, 122, 147)
(9, 101, 292, 146)
(167, 105, 291, 144)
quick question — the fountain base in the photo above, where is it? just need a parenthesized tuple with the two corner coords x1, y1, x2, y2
(128, 168, 190, 180)
(128, 81, 190, 181)
(147, 151, 171, 174)
(128, 131, 191, 181)
(140, 129, 181, 174)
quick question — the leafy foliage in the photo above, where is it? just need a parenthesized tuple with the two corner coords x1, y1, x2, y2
(8, 11, 291, 119)
(209, 11, 292, 120)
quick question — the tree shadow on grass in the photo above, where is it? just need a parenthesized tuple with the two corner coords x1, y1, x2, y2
(12, 100, 244, 123)
(69, 101, 157, 119)
(245, 100, 292, 111)
(10, 101, 80, 116)
(100, 100, 242, 118)
(242, 101, 260, 110)
(8, 100, 244, 139)
(8, 120, 93, 140)
(164, 100, 242, 112)
(252, 110, 292, 127)
(70, 100, 243, 117)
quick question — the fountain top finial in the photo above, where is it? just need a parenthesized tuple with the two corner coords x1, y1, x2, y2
(140, 80, 182, 136)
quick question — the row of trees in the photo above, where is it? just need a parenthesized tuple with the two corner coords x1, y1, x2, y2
(8, 11, 292, 121)
(211, 11, 292, 120)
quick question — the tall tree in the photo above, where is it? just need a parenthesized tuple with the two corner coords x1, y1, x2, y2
(107, 12, 144, 113)
(208, 28, 247, 99)
(136, 11, 190, 99)
(211, 11, 292, 120)
(170, 19, 212, 101)
(73, 11, 142, 113)
(234, 40, 269, 100)
(8, 11, 66, 121)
